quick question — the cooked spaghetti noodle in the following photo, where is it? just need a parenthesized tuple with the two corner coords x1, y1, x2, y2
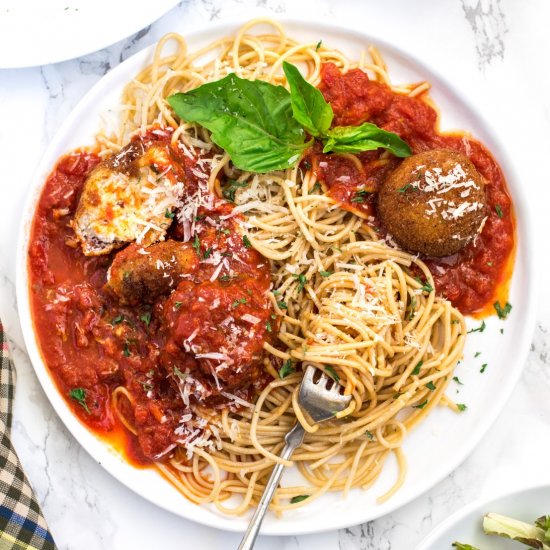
(93, 19, 468, 513)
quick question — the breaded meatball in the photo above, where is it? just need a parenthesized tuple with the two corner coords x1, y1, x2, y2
(377, 149, 486, 257)
(105, 241, 198, 305)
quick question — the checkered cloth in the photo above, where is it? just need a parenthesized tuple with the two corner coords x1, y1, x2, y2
(0, 323, 57, 550)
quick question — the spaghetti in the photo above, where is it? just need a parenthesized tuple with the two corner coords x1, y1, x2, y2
(102, 19, 466, 512)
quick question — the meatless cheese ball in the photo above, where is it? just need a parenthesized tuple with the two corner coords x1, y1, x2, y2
(105, 241, 198, 305)
(377, 149, 487, 257)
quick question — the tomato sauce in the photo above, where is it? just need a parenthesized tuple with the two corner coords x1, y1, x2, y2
(313, 62, 515, 315)
(28, 132, 274, 463)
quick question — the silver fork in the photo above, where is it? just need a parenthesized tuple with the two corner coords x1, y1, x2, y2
(237, 364, 352, 550)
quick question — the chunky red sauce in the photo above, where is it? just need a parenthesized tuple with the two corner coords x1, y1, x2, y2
(312, 63, 514, 314)
(29, 131, 273, 463)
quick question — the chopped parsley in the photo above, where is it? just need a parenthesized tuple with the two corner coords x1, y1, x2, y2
(69, 388, 90, 413)
(468, 320, 486, 333)
(415, 276, 433, 293)
(453, 376, 463, 385)
(451, 319, 460, 324)
(408, 296, 417, 320)
(325, 365, 340, 383)
(112, 314, 125, 325)
(242, 235, 252, 248)
(398, 183, 414, 193)
(413, 399, 428, 409)
(192, 234, 200, 255)
(164, 208, 175, 219)
(203, 247, 213, 259)
(495, 204, 503, 218)
(426, 381, 436, 391)
(194, 214, 205, 221)
(474, 351, 481, 358)
(494, 301, 512, 320)
(412, 361, 423, 376)
(315, 40, 322, 51)
(310, 181, 321, 192)
(293, 273, 307, 293)
(277, 300, 288, 310)
(174, 301, 183, 310)
(123, 343, 131, 357)
(222, 180, 249, 203)
(141, 381, 154, 392)
(480, 363, 488, 373)
(350, 189, 371, 203)
(279, 359, 295, 379)
(232, 298, 247, 308)
(266, 321, 272, 333)
(140, 312, 152, 326)
(290, 495, 309, 504)
(319, 270, 333, 277)
(456, 403, 467, 412)
(365, 430, 374, 440)
(221, 228, 231, 235)
(220, 274, 231, 282)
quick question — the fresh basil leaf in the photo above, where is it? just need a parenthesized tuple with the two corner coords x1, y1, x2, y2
(282, 61, 333, 137)
(322, 122, 412, 157)
(168, 74, 308, 173)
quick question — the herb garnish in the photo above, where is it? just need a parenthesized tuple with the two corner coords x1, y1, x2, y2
(279, 359, 295, 378)
(426, 381, 436, 391)
(167, 62, 410, 173)
(277, 300, 288, 310)
(398, 183, 414, 193)
(69, 388, 90, 413)
(112, 314, 124, 325)
(468, 320, 486, 333)
(350, 189, 371, 203)
(232, 298, 247, 308)
(266, 321, 272, 333)
(315, 40, 322, 51)
(290, 495, 309, 504)
(293, 273, 307, 293)
(413, 400, 428, 409)
(174, 301, 183, 310)
(480, 363, 488, 373)
(412, 361, 423, 375)
(164, 208, 175, 219)
(319, 270, 332, 277)
(242, 235, 252, 248)
(456, 403, 467, 412)
(494, 301, 512, 320)
(453, 376, 463, 385)
(140, 311, 152, 326)
(495, 204, 503, 218)
(123, 343, 131, 357)
(415, 277, 434, 293)
(222, 180, 249, 203)
(203, 247, 212, 259)
(365, 430, 374, 440)
(192, 234, 200, 255)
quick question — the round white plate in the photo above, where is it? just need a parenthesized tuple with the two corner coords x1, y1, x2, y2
(0, 0, 179, 68)
(16, 19, 536, 535)
(416, 484, 550, 549)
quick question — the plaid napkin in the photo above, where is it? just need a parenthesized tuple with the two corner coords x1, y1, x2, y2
(0, 323, 57, 550)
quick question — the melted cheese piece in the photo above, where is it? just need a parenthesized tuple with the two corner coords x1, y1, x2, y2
(73, 145, 183, 256)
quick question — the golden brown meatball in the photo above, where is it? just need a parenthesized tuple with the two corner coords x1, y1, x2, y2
(377, 149, 486, 257)
(105, 241, 198, 305)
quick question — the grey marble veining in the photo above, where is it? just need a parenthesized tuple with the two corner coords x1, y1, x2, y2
(1, 0, 549, 548)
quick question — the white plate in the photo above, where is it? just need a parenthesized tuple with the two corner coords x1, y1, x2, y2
(15, 19, 536, 535)
(416, 484, 550, 549)
(0, 0, 179, 68)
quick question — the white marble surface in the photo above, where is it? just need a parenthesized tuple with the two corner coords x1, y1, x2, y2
(1, 1, 549, 548)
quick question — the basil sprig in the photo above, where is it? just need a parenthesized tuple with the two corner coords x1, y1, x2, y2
(168, 62, 411, 173)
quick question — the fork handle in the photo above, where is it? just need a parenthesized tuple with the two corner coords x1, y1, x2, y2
(237, 422, 305, 550)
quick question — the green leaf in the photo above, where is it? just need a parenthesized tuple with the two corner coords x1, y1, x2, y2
(321, 122, 412, 157)
(457, 403, 467, 411)
(279, 359, 295, 378)
(168, 74, 308, 173)
(69, 388, 90, 414)
(452, 543, 480, 550)
(494, 301, 512, 320)
(412, 361, 423, 375)
(290, 494, 309, 504)
(282, 61, 333, 137)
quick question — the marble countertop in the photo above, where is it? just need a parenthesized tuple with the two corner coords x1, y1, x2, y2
(1, 0, 549, 548)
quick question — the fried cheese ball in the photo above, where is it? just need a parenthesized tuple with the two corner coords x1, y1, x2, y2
(377, 149, 487, 257)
